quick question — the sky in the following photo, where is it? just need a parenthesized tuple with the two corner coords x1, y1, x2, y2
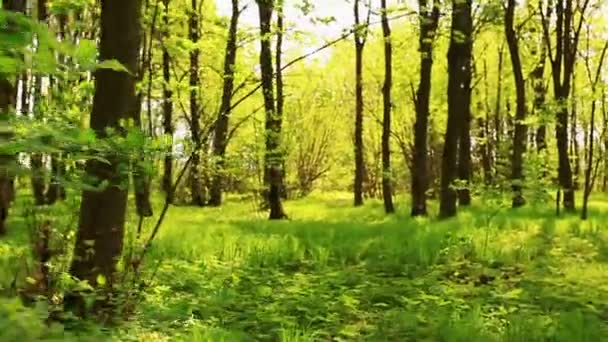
(215, 0, 357, 40)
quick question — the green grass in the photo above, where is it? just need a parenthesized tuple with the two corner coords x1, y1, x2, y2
(2, 192, 608, 341)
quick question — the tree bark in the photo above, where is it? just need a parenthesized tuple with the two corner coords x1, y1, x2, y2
(0, 0, 25, 236)
(455, 0, 473, 207)
(380, 0, 394, 214)
(581, 42, 608, 220)
(505, 0, 527, 208)
(541, 0, 587, 211)
(411, 0, 439, 216)
(68, 0, 141, 315)
(256, 0, 287, 219)
(353, 0, 368, 207)
(440, 0, 472, 218)
(189, 0, 205, 206)
(209, 0, 240, 207)
(161, 0, 174, 203)
(533, 48, 547, 152)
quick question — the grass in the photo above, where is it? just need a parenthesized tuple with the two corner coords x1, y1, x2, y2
(2, 191, 608, 341)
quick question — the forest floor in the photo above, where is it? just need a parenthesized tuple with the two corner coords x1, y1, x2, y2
(2, 192, 608, 341)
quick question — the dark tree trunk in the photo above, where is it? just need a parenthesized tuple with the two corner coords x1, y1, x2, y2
(541, 0, 587, 211)
(440, 0, 472, 218)
(411, 0, 439, 217)
(46, 8, 67, 205)
(30, 0, 49, 206)
(380, 0, 394, 214)
(353, 0, 368, 207)
(478, 59, 494, 184)
(533, 46, 547, 152)
(494, 45, 505, 161)
(505, 0, 527, 208)
(275, 0, 287, 200)
(161, 0, 174, 203)
(131, 0, 157, 217)
(68, 0, 141, 314)
(45, 156, 66, 204)
(256, 0, 287, 220)
(0, 0, 25, 236)
(188, 0, 204, 207)
(455, 0, 473, 207)
(31, 77, 47, 206)
(209, 0, 239, 207)
(581, 42, 608, 220)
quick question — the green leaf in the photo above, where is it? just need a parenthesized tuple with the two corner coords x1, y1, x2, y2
(96, 274, 107, 286)
(96, 59, 131, 74)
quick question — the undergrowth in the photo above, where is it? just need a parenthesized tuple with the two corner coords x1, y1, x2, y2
(1, 192, 608, 341)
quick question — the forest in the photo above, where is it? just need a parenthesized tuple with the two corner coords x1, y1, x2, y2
(1, 0, 608, 340)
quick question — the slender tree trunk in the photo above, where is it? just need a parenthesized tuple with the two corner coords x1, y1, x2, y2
(411, 0, 439, 216)
(256, 0, 287, 219)
(542, 0, 587, 212)
(505, 0, 527, 208)
(455, 0, 473, 206)
(440, 0, 472, 218)
(533, 46, 547, 152)
(581, 42, 608, 220)
(30, 0, 48, 206)
(46, 10, 68, 205)
(161, 0, 174, 203)
(275, 0, 287, 200)
(380, 0, 394, 214)
(0, 0, 25, 236)
(494, 45, 505, 158)
(68, 0, 141, 315)
(478, 59, 493, 184)
(353, 0, 368, 207)
(189, 0, 204, 207)
(209, 0, 240, 207)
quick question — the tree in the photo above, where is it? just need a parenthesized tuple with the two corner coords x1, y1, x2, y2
(380, 0, 394, 214)
(68, 0, 142, 313)
(189, 0, 205, 207)
(505, 0, 527, 208)
(581, 36, 608, 219)
(208, 0, 240, 207)
(352, 0, 370, 207)
(0, 0, 25, 236)
(540, 0, 590, 211)
(256, 0, 287, 219)
(31, 0, 49, 206)
(440, 0, 472, 218)
(411, 0, 439, 217)
(161, 0, 174, 203)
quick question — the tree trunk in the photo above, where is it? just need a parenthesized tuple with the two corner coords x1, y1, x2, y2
(380, 0, 394, 214)
(440, 0, 472, 218)
(0, 0, 25, 236)
(256, 0, 287, 219)
(542, 0, 587, 212)
(494, 45, 505, 159)
(533, 46, 547, 152)
(581, 42, 608, 220)
(455, 0, 473, 207)
(161, 0, 174, 203)
(353, 0, 368, 207)
(209, 0, 239, 207)
(68, 0, 141, 315)
(505, 0, 527, 208)
(188, 0, 204, 207)
(275, 0, 288, 200)
(411, 0, 439, 216)
(46, 8, 68, 205)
